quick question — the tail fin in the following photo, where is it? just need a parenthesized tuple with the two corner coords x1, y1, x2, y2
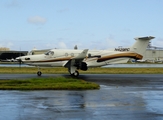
(130, 36, 155, 55)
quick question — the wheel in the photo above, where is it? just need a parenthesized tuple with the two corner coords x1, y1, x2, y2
(37, 71, 42, 76)
(73, 70, 79, 77)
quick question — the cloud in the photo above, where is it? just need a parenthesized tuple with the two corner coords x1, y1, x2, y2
(98, 35, 118, 49)
(58, 42, 67, 49)
(153, 37, 163, 47)
(106, 38, 117, 48)
(28, 16, 47, 25)
(0, 41, 14, 49)
(45, 41, 67, 49)
(6, 0, 20, 8)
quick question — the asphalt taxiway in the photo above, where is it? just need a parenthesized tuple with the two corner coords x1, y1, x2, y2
(0, 74, 163, 120)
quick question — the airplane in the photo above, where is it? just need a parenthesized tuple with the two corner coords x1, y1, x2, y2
(16, 36, 155, 77)
(1, 58, 18, 62)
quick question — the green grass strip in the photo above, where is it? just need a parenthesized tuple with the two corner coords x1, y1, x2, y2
(0, 77, 99, 90)
(1, 67, 163, 74)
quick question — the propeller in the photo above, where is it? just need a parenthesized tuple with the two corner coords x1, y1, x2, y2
(18, 47, 22, 68)
(19, 59, 22, 68)
(17, 48, 22, 68)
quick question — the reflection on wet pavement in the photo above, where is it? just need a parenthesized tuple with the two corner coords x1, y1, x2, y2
(0, 75, 163, 120)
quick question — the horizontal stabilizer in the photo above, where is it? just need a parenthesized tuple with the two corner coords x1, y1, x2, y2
(134, 36, 155, 40)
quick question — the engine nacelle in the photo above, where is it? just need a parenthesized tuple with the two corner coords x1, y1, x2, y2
(80, 62, 88, 71)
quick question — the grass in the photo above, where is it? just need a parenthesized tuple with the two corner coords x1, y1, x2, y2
(0, 66, 161, 90)
(86, 67, 163, 74)
(0, 77, 100, 90)
(0, 67, 163, 74)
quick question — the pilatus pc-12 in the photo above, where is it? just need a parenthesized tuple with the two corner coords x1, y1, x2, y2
(16, 36, 154, 77)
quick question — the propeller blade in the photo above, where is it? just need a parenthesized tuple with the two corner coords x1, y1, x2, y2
(16, 58, 22, 68)
(19, 59, 22, 68)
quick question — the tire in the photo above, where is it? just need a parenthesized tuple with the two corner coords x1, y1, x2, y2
(73, 71, 79, 77)
(37, 71, 42, 76)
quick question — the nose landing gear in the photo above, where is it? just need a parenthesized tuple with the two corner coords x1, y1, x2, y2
(37, 71, 42, 76)
(37, 67, 42, 76)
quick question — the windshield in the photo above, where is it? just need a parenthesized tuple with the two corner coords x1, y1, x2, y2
(44, 51, 54, 56)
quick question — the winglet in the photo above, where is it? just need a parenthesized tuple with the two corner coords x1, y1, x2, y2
(63, 49, 89, 68)
(75, 49, 89, 59)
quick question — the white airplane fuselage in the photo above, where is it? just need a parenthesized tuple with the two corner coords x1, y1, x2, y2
(19, 49, 142, 67)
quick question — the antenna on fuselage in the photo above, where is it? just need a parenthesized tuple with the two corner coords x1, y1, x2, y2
(74, 45, 78, 50)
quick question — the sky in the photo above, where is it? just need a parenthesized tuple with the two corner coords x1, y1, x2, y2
(0, 0, 163, 51)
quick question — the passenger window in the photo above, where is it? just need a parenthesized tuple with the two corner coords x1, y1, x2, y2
(65, 53, 68, 56)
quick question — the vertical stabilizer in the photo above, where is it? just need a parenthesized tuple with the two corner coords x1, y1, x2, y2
(130, 36, 155, 55)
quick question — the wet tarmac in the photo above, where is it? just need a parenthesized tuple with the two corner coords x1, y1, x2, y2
(0, 74, 163, 120)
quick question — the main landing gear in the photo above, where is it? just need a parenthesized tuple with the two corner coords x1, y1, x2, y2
(70, 70, 79, 77)
(68, 66, 79, 77)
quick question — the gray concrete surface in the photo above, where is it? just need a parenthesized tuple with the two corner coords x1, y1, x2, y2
(0, 74, 163, 120)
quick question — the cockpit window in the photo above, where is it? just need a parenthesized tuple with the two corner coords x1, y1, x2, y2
(45, 51, 50, 55)
(44, 51, 54, 56)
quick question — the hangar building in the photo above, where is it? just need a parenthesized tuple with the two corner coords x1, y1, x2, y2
(0, 48, 28, 61)
(142, 45, 163, 62)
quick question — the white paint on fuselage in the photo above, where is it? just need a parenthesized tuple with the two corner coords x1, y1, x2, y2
(18, 49, 132, 68)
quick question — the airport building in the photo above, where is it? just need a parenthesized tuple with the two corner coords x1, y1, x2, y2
(0, 47, 28, 61)
(142, 45, 163, 62)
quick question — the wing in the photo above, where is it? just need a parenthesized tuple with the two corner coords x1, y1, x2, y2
(63, 49, 88, 69)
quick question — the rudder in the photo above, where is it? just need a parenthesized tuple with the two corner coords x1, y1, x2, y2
(130, 36, 155, 55)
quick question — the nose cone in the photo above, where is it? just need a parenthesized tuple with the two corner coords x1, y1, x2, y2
(16, 56, 23, 62)
(16, 56, 30, 61)
(16, 56, 24, 61)
(16, 57, 20, 60)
